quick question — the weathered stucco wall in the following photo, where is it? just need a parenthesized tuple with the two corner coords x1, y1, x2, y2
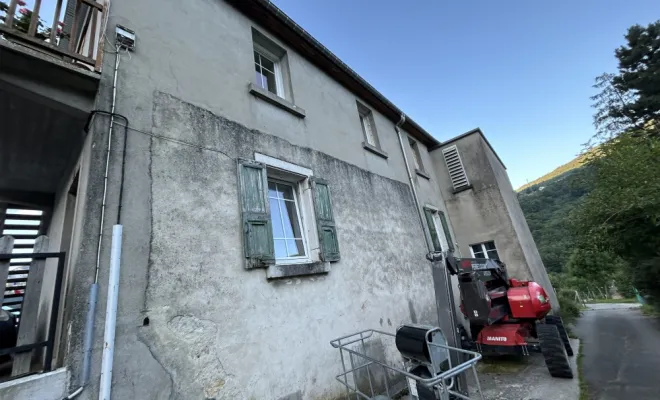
(57, 1, 457, 399)
(483, 142, 558, 310)
(143, 92, 439, 399)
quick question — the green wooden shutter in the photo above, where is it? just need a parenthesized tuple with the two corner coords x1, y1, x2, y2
(438, 211, 455, 252)
(423, 207, 442, 251)
(312, 178, 340, 262)
(238, 160, 274, 268)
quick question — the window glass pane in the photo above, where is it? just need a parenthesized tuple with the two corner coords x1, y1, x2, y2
(286, 239, 305, 257)
(284, 201, 303, 238)
(255, 65, 266, 90)
(269, 198, 284, 238)
(268, 182, 281, 199)
(254, 51, 261, 64)
(262, 68, 277, 94)
(361, 115, 376, 146)
(268, 182, 282, 199)
(280, 184, 294, 201)
(274, 239, 287, 259)
(487, 249, 500, 260)
(259, 53, 275, 72)
(471, 245, 485, 258)
(484, 241, 497, 251)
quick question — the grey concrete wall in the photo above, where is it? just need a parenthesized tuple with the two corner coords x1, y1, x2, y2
(483, 143, 558, 310)
(56, 1, 457, 398)
(0, 368, 68, 400)
(430, 132, 558, 310)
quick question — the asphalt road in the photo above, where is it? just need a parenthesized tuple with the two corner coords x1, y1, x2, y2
(575, 304, 660, 399)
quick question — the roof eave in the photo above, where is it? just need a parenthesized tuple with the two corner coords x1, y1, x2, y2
(225, 0, 439, 147)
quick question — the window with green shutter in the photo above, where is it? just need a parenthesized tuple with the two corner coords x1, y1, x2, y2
(238, 160, 275, 268)
(438, 211, 455, 252)
(423, 206, 455, 253)
(312, 178, 340, 262)
(424, 208, 442, 252)
(239, 155, 341, 272)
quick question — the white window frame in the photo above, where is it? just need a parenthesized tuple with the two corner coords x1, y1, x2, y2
(255, 153, 318, 265)
(267, 178, 310, 263)
(469, 241, 498, 259)
(409, 138, 423, 171)
(425, 205, 449, 252)
(356, 102, 380, 148)
(253, 43, 285, 99)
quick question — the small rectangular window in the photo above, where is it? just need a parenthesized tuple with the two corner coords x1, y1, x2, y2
(409, 138, 423, 171)
(470, 241, 499, 260)
(252, 29, 289, 99)
(356, 102, 380, 149)
(254, 50, 280, 96)
(423, 207, 454, 252)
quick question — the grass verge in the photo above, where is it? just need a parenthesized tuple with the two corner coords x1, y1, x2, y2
(587, 298, 637, 304)
(578, 341, 588, 400)
(641, 303, 660, 317)
(477, 355, 527, 374)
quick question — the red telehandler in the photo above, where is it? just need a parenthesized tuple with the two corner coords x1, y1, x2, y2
(444, 254, 574, 378)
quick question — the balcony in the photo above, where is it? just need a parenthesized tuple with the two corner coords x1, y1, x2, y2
(1, 0, 105, 196)
(0, 2, 104, 394)
(0, 0, 106, 72)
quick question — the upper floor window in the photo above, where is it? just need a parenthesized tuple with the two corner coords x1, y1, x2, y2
(470, 241, 499, 260)
(357, 102, 378, 147)
(254, 49, 281, 96)
(409, 138, 424, 171)
(357, 102, 388, 158)
(252, 28, 289, 100)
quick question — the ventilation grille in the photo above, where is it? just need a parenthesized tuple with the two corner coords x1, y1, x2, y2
(442, 145, 469, 190)
(2, 207, 44, 323)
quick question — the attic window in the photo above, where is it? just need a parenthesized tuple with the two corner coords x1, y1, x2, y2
(442, 145, 469, 190)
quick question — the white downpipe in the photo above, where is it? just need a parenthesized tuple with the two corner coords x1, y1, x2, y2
(99, 225, 123, 400)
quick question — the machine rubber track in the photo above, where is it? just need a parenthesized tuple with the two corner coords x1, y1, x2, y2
(545, 315, 574, 356)
(537, 324, 573, 379)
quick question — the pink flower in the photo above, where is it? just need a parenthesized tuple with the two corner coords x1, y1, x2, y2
(19, 7, 28, 15)
(56, 27, 62, 34)
(17, 1, 27, 6)
(58, 21, 64, 27)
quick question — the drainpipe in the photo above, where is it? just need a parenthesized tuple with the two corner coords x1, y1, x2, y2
(395, 114, 433, 252)
(62, 47, 125, 400)
(395, 114, 464, 391)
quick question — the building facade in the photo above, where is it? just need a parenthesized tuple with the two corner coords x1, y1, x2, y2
(0, 0, 556, 399)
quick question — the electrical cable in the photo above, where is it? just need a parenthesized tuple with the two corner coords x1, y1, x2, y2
(113, 122, 235, 160)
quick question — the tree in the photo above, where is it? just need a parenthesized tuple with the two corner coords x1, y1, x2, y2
(575, 133, 660, 302)
(591, 21, 660, 142)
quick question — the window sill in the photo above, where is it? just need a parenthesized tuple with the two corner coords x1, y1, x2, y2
(452, 184, 473, 194)
(415, 169, 430, 180)
(248, 83, 306, 118)
(266, 261, 330, 279)
(362, 142, 388, 159)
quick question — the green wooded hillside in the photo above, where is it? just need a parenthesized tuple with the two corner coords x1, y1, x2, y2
(518, 165, 592, 273)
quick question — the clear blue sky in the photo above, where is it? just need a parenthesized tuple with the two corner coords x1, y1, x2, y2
(272, 0, 659, 188)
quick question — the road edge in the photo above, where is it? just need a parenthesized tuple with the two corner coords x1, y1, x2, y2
(578, 339, 588, 400)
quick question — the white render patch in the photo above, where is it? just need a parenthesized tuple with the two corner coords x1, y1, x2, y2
(255, 153, 313, 177)
(0, 368, 68, 400)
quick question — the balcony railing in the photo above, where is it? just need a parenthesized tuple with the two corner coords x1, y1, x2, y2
(0, 0, 107, 72)
(0, 235, 65, 379)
